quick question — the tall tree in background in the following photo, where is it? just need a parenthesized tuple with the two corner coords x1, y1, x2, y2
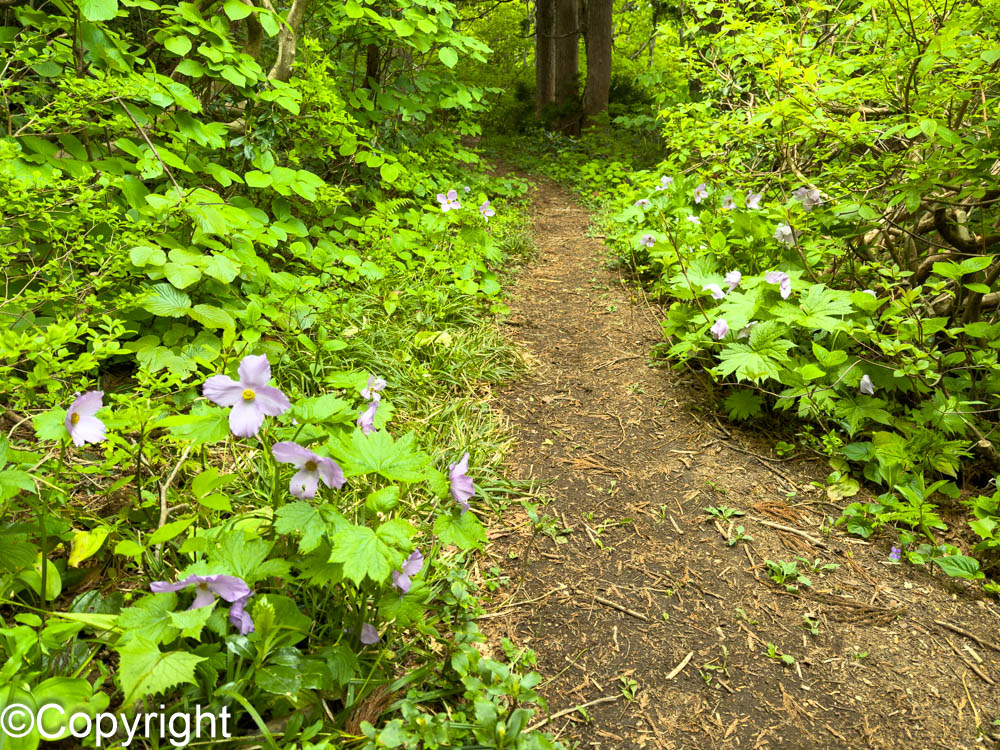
(535, 0, 556, 115)
(582, 0, 613, 119)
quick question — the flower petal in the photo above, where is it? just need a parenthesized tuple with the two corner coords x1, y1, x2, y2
(229, 594, 255, 634)
(392, 570, 411, 594)
(229, 400, 265, 437)
(317, 457, 346, 489)
(272, 441, 314, 467)
(252, 385, 291, 416)
(150, 574, 200, 594)
(360, 623, 380, 644)
(70, 416, 106, 446)
(401, 549, 424, 577)
(238, 354, 272, 389)
(205, 574, 252, 602)
(189, 587, 217, 610)
(290, 467, 319, 499)
(70, 390, 104, 418)
(203, 375, 244, 407)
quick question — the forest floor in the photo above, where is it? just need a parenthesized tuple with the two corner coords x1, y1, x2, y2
(479, 176, 1000, 750)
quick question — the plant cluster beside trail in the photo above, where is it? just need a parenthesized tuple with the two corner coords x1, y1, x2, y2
(491, 1, 1000, 591)
(0, 0, 565, 747)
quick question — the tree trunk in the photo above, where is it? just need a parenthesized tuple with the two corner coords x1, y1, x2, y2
(364, 43, 380, 88)
(551, 0, 580, 132)
(553, 0, 578, 102)
(582, 0, 613, 119)
(535, 0, 556, 115)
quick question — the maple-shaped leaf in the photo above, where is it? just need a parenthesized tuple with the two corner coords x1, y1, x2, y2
(116, 637, 205, 707)
(331, 430, 431, 482)
(771, 284, 853, 332)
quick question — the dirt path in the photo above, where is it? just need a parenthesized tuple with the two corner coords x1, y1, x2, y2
(484, 178, 1000, 749)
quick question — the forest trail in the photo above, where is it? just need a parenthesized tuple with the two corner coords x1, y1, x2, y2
(484, 177, 1000, 750)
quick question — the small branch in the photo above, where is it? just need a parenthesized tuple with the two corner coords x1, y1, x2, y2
(752, 517, 828, 549)
(525, 695, 619, 733)
(665, 651, 694, 680)
(575, 587, 648, 621)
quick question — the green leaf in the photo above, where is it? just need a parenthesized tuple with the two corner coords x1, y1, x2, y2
(434, 511, 486, 550)
(175, 59, 205, 78)
(223, 0, 252, 19)
(0, 469, 35, 500)
(164, 261, 202, 289)
(164, 35, 192, 56)
(68, 527, 111, 567)
(119, 594, 179, 646)
(380, 163, 401, 183)
(932, 554, 984, 580)
(168, 602, 215, 639)
(290, 394, 352, 424)
(344, 0, 363, 17)
(117, 637, 204, 705)
(332, 430, 431, 482)
(203, 254, 239, 283)
(77, 0, 118, 21)
(438, 47, 459, 68)
(328, 522, 410, 585)
(723, 390, 763, 421)
(141, 283, 192, 318)
(148, 516, 196, 545)
(274, 502, 331, 554)
(130, 245, 167, 267)
(33, 408, 69, 442)
(188, 304, 235, 330)
(155, 405, 229, 444)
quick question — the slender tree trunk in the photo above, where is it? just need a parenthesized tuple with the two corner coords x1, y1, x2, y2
(535, 0, 556, 115)
(364, 44, 380, 88)
(582, 0, 613, 119)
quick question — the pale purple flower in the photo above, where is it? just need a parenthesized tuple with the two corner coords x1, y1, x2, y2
(745, 191, 762, 210)
(358, 392, 380, 435)
(703, 283, 725, 300)
(480, 200, 495, 222)
(862, 289, 877, 298)
(793, 186, 822, 211)
(361, 375, 386, 400)
(889, 545, 901, 562)
(272, 441, 346, 499)
(693, 183, 708, 203)
(724, 270, 742, 291)
(360, 623, 380, 645)
(721, 194, 736, 210)
(436, 189, 461, 212)
(151, 574, 251, 612)
(774, 222, 795, 246)
(449, 452, 475, 513)
(640, 234, 655, 248)
(635, 198, 651, 209)
(654, 175, 673, 191)
(765, 270, 792, 299)
(203, 355, 291, 438)
(65, 390, 106, 447)
(228, 594, 255, 634)
(463, 186, 471, 194)
(710, 319, 729, 340)
(859, 374, 875, 395)
(392, 549, 424, 594)
(686, 215, 701, 226)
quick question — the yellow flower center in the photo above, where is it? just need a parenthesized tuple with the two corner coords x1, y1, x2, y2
(305, 460, 317, 472)
(241, 389, 256, 401)
(70, 413, 80, 425)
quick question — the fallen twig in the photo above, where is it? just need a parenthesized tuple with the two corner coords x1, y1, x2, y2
(665, 651, 694, 680)
(576, 588, 649, 621)
(752, 517, 828, 549)
(934, 619, 1000, 653)
(525, 695, 619, 733)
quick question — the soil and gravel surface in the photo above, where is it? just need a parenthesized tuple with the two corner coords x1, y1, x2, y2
(481, 177, 1000, 749)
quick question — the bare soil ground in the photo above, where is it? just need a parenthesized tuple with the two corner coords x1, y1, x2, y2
(480, 177, 1000, 749)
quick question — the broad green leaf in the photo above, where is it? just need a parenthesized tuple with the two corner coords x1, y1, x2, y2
(117, 637, 204, 705)
(332, 430, 431, 482)
(130, 245, 167, 267)
(155, 405, 229, 444)
(68, 527, 111, 567)
(328, 522, 410, 585)
(141, 283, 191, 317)
(932, 554, 984, 580)
(118, 594, 179, 646)
(188, 304, 234, 330)
(434, 511, 486, 550)
(438, 47, 459, 68)
(274, 501, 334, 554)
(168, 602, 215, 639)
(33, 408, 69, 442)
(148, 516, 196, 545)
(164, 261, 202, 289)
(164, 35, 192, 56)
(223, 0, 252, 19)
(77, 0, 118, 21)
